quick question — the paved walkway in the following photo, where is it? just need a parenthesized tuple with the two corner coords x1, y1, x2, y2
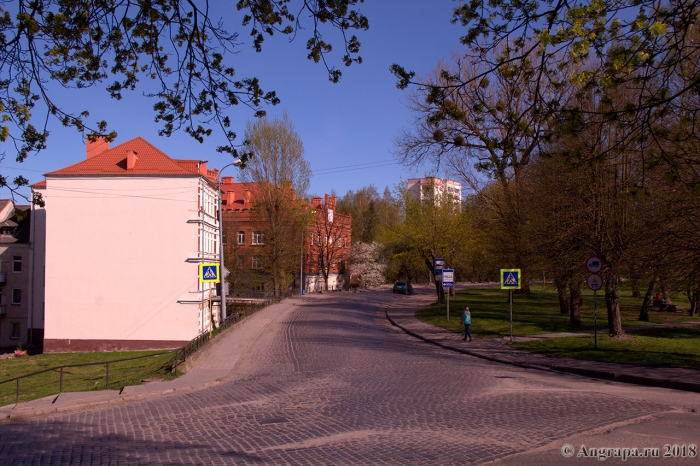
(0, 297, 302, 423)
(384, 293, 700, 394)
(2, 289, 699, 425)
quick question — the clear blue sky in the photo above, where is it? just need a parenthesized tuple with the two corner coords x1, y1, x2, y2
(1, 1, 466, 201)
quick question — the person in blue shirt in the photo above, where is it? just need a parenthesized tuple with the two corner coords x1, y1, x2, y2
(461, 306, 472, 341)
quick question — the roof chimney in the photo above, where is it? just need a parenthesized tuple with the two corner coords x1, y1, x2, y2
(126, 150, 138, 170)
(312, 196, 323, 208)
(86, 136, 109, 159)
(224, 191, 235, 206)
(244, 189, 251, 206)
(221, 176, 234, 185)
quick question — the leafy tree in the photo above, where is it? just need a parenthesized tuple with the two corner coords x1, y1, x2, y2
(336, 185, 400, 243)
(382, 185, 472, 301)
(0, 0, 368, 198)
(392, 0, 700, 191)
(395, 50, 576, 292)
(242, 111, 310, 297)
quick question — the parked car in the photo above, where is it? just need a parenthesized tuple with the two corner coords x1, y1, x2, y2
(392, 281, 414, 295)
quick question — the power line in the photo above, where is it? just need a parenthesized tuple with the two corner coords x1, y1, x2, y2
(312, 159, 401, 176)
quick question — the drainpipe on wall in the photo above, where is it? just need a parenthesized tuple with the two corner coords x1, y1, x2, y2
(27, 199, 35, 347)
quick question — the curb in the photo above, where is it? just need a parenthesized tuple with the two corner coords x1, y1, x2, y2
(385, 307, 700, 394)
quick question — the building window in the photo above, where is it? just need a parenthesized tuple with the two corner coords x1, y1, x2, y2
(12, 256, 21, 273)
(10, 322, 20, 339)
(238, 231, 245, 245)
(252, 256, 264, 269)
(237, 256, 244, 269)
(252, 231, 265, 245)
(11, 289, 21, 305)
(338, 258, 344, 270)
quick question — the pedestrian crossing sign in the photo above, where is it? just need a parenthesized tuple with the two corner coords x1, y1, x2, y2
(199, 263, 220, 283)
(500, 269, 521, 289)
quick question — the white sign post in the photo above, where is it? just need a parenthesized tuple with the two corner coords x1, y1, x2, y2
(443, 269, 454, 320)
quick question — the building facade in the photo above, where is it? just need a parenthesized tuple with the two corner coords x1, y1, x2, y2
(407, 177, 462, 205)
(39, 136, 221, 352)
(0, 200, 44, 349)
(220, 178, 351, 294)
(303, 194, 352, 292)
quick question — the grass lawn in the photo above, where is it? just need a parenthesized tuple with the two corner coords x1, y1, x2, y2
(511, 327, 700, 370)
(416, 285, 698, 339)
(416, 286, 700, 370)
(0, 350, 178, 407)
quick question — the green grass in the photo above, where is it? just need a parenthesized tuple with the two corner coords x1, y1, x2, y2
(416, 285, 698, 339)
(416, 286, 700, 370)
(511, 327, 700, 370)
(0, 350, 178, 407)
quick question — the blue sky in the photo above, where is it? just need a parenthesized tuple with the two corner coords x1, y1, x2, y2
(1, 1, 466, 201)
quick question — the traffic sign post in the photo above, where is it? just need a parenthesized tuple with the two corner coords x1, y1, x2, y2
(500, 269, 521, 342)
(586, 257, 603, 349)
(434, 258, 445, 305)
(443, 269, 454, 320)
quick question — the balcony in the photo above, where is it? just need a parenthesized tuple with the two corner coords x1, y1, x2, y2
(0, 273, 5, 284)
(186, 251, 220, 263)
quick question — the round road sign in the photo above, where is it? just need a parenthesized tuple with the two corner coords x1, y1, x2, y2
(586, 257, 603, 273)
(587, 274, 603, 291)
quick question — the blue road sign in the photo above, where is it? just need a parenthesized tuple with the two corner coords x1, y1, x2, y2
(442, 269, 454, 288)
(200, 263, 220, 283)
(500, 269, 521, 289)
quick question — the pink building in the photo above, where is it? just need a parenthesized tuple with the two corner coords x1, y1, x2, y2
(39, 137, 222, 352)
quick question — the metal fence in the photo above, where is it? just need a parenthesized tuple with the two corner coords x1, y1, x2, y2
(0, 296, 276, 407)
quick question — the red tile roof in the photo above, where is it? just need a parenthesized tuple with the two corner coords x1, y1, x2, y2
(45, 137, 218, 184)
(31, 180, 46, 189)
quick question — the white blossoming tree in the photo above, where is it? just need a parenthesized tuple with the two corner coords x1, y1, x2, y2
(349, 242, 386, 289)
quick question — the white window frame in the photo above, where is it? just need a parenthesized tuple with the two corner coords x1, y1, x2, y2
(12, 256, 21, 273)
(10, 322, 20, 339)
(252, 256, 264, 269)
(238, 231, 245, 245)
(252, 231, 265, 245)
(11, 288, 21, 305)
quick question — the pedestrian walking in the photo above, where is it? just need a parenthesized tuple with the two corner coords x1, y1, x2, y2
(461, 306, 472, 341)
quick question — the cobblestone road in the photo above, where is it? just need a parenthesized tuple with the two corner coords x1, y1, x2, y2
(1, 289, 698, 465)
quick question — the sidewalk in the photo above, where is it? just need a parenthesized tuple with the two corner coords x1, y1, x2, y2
(0, 297, 304, 424)
(385, 298, 700, 394)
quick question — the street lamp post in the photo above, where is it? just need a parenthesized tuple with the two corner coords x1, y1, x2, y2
(218, 159, 242, 322)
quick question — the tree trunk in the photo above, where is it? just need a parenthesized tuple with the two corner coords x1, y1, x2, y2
(605, 274, 625, 337)
(568, 280, 581, 327)
(638, 275, 658, 322)
(688, 287, 699, 317)
(631, 279, 640, 298)
(556, 279, 569, 315)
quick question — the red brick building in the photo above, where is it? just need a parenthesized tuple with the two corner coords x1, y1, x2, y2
(220, 178, 351, 294)
(304, 194, 352, 292)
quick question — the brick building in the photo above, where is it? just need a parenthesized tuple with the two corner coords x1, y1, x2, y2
(220, 178, 351, 294)
(304, 194, 352, 292)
